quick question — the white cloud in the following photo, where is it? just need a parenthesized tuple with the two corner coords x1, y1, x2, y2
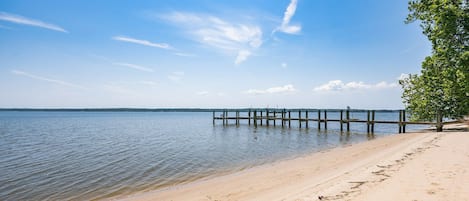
(313, 80, 398, 92)
(0, 12, 67, 33)
(245, 84, 296, 95)
(113, 62, 154, 72)
(112, 36, 171, 49)
(235, 50, 251, 64)
(11, 70, 85, 89)
(281, 62, 287, 68)
(161, 12, 262, 64)
(196, 91, 209, 96)
(168, 71, 185, 82)
(275, 0, 301, 34)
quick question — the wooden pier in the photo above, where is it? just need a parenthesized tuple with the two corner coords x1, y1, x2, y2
(212, 109, 448, 133)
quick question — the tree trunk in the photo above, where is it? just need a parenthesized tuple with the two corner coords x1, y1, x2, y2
(436, 111, 443, 132)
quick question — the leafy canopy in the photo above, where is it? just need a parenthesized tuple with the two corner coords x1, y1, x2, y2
(401, 0, 469, 121)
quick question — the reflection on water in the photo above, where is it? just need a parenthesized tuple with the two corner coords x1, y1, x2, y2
(0, 111, 425, 200)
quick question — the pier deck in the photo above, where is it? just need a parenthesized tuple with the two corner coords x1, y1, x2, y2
(212, 109, 454, 133)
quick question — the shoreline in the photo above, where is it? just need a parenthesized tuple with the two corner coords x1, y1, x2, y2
(106, 123, 469, 201)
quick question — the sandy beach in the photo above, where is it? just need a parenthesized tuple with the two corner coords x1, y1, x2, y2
(114, 126, 469, 201)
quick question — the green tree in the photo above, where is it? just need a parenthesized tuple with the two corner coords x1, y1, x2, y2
(400, 0, 469, 131)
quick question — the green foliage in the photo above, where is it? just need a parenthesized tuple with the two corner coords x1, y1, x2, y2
(401, 0, 469, 122)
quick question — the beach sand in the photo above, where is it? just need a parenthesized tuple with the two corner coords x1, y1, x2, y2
(113, 127, 469, 201)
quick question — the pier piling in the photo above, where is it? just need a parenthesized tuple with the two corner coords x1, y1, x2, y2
(212, 109, 437, 134)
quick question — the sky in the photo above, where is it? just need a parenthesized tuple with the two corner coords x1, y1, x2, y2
(0, 0, 431, 109)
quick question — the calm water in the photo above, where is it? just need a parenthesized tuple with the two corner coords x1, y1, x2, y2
(0, 111, 425, 200)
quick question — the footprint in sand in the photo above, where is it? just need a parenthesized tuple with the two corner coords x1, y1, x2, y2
(426, 189, 436, 195)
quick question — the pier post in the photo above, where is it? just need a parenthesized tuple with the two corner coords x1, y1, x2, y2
(282, 109, 285, 128)
(223, 111, 227, 125)
(273, 111, 276, 126)
(340, 110, 343, 131)
(254, 111, 258, 127)
(367, 110, 370, 133)
(227, 111, 230, 125)
(305, 111, 309, 128)
(402, 110, 406, 133)
(248, 110, 251, 126)
(213, 111, 215, 125)
(288, 111, 291, 128)
(399, 110, 402, 133)
(236, 111, 239, 126)
(324, 110, 328, 130)
(371, 110, 375, 133)
(346, 110, 350, 132)
(260, 111, 263, 126)
(266, 109, 269, 126)
(318, 110, 321, 130)
(299, 111, 302, 128)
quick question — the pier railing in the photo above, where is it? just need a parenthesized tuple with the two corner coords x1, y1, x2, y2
(212, 109, 455, 133)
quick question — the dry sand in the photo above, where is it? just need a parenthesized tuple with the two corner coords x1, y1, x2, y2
(113, 128, 469, 201)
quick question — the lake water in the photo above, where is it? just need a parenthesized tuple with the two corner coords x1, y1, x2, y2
(0, 111, 426, 200)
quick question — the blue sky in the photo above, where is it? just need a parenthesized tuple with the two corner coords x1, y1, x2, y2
(0, 0, 431, 109)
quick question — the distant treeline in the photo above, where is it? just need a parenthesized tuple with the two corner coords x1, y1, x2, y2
(0, 108, 403, 113)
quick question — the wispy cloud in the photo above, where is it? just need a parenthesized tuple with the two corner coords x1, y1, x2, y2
(112, 36, 172, 49)
(113, 62, 154, 72)
(235, 50, 251, 65)
(11, 70, 85, 89)
(313, 80, 398, 92)
(244, 84, 296, 95)
(174, 52, 196, 57)
(168, 71, 185, 82)
(274, 0, 301, 34)
(161, 12, 262, 64)
(0, 12, 67, 33)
